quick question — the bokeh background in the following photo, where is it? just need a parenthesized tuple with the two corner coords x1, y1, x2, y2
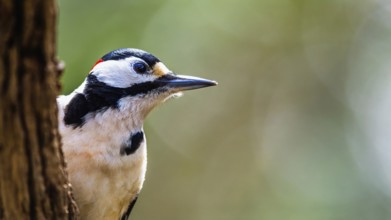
(58, 0, 391, 219)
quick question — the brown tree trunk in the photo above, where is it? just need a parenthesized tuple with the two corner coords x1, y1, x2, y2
(0, 0, 78, 219)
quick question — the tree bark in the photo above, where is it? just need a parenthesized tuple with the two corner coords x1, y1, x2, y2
(0, 0, 78, 219)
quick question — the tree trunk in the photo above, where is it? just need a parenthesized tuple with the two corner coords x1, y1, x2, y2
(0, 0, 78, 219)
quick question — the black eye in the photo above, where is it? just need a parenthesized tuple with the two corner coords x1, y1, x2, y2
(133, 62, 147, 74)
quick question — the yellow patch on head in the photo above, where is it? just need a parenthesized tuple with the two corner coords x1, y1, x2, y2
(152, 62, 170, 77)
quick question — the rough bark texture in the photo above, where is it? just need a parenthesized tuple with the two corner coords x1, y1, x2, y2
(0, 0, 78, 219)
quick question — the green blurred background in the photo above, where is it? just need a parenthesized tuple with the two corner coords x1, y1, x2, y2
(58, 0, 391, 219)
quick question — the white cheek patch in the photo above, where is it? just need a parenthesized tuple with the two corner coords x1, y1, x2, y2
(92, 59, 157, 88)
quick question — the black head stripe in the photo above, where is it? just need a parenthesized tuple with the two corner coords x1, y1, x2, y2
(101, 48, 160, 67)
(63, 74, 172, 128)
(86, 74, 168, 99)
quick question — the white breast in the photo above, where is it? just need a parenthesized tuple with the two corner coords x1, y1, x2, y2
(57, 94, 148, 220)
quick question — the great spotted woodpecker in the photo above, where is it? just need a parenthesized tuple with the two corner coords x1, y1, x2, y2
(57, 48, 217, 220)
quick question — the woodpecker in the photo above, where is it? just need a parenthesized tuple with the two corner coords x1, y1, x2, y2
(57, 48, 217, 220)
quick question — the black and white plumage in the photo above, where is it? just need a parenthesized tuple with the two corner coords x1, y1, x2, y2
(57, 48, 216, 220)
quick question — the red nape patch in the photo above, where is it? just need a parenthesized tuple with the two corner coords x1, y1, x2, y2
(89, 59, 104, 73)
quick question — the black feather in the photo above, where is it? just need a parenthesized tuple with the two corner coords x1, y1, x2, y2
(63, 93, 89, 128)
(101, 48, 160, 67)
(63, 74, 172, 128)
(121, 132, 144, 155)
(121, 195, 138, 220)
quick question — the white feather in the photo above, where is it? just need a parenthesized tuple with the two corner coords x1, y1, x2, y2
(92, 57, 157, 88)
(57, 53, 185, 219)
(58, 83, 168, 220)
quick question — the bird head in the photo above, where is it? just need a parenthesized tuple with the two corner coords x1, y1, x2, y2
(63, 48, 217, 128)
(89, 48, 216, 97)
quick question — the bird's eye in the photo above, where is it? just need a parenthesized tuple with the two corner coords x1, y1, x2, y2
(133, 62, 148, 74)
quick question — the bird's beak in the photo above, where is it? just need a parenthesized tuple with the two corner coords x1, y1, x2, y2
(156, 74, 217, 92)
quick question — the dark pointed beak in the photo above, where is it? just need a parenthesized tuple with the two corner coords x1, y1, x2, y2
(156, 74, 217, 92)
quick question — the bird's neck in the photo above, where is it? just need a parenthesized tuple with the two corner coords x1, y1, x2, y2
(58, 79, 165, 152)
(58, 92, 148, 161)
